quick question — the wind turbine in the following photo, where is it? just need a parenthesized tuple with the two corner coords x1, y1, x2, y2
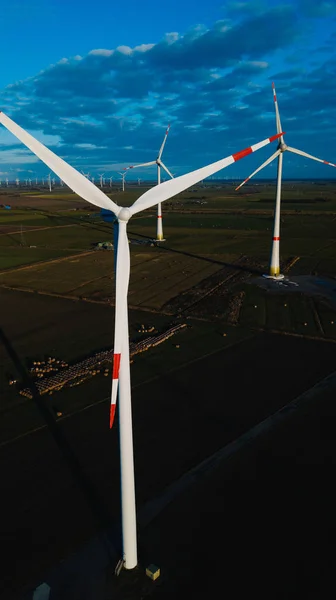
(236, 82, 336, 279)
(109, 176, 113, 188)
(119, 171, 126, 192)
(126, 124, 173, 242)
(98, 173, 104, 189)
(0, 109, 282, 571)
(47, 172, 52, 192)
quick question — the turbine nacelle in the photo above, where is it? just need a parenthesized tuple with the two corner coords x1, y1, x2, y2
(118, 207, 131, 222)
(279, 141, 288, 152)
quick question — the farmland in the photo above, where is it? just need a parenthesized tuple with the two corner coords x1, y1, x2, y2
(1, 180, 336, 598)
(1, 180, 336, 429)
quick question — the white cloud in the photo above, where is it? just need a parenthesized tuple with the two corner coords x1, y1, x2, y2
(134, 43, 155, 53)
(163, 32, 179, 44)
(89, 49, 113, 56)
(116, 45, 132, 55)
(75, 143, 107, 149)
(0, 149, 39, 164)
(249, 60, 269, 68)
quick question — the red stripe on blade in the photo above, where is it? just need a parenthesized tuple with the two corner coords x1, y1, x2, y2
(112, 353, 121, 379)
(110, 404, 116, 429)
(273, 236, 280, 241)
(269, 133, 283, 142)
(232, 147, 253, 162)
(157, 215, 162, 218)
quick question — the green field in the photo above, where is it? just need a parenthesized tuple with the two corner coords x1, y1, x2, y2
(1, 181, 336, 431)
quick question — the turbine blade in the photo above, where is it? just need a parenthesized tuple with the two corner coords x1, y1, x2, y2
(130, 133, 283, 215)
(126, 161, 156, 169)
(287, 146, 336, 168)
(272, 82, 283, 140)
(160, 161, 174, 179)
(158, 124, 171, 160)
(110, 221, 130, 428)
(235, 149, 281, 190)
(0, 111, 119, 214)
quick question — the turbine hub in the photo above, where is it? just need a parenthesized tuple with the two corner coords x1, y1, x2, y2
(118, 207, 131, 222)
(279, 142, 287, 152)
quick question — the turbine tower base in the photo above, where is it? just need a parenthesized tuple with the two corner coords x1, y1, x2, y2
(262, 273, 285, 280)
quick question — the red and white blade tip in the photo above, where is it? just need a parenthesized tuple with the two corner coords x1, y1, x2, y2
(110, 353, 121, 429)
(110, 404, 116, 429)
(231, 132, 283, 163)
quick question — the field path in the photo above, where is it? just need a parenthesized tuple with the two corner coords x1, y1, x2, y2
(0, 250, 95, 275)
(0, 224, 74, 236)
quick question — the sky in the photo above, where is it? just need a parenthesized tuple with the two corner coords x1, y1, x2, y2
(0, 0, 336, 182)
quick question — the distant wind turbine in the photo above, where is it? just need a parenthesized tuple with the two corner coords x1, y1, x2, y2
(98, 173, 104, 189)
(236, 82, 336, 279)
(0, 108, 282, 573)
(119, 171, 126, 192)
(126, 124, 173, 242)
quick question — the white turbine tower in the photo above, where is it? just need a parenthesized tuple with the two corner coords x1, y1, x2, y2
(109, 176, 113, 188)
(236, 82, 336, 279)
(16, 178, 19, 186)
(98, 173, 104, 189)
(119, 171, 126, 192)
(126, 124, 173, 242)
(0, 109, 282, 571)
(47, 173, 52, 192)
(5, 177, 8, 187)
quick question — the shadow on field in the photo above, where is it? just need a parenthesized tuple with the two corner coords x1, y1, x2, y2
(0, 326, 121, 558)
(150, 239, 264, 276)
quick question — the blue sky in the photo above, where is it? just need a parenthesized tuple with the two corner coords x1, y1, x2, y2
(0, 0, 336, 182)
